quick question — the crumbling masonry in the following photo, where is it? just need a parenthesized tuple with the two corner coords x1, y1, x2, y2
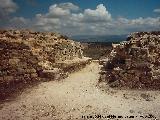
(0, 30, 90, 98)
(100, 31, 160, 89)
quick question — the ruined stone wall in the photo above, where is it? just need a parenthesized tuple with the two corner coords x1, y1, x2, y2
(0, 39, 39, 85)
(100, 31, 160, 89)
(0, 30, 87, 90)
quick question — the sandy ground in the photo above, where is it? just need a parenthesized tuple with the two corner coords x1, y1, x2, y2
(0, 62, 160, 120)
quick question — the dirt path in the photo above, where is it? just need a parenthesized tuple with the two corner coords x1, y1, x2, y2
(0, 62, 160, 120)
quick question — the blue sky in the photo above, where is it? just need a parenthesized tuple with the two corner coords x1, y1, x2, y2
(14, 0, 160, 18)
(0, 0, 160, 36)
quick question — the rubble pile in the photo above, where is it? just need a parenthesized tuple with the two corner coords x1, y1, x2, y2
(99, 31, 160, 89)
(0, 30, 90, 95)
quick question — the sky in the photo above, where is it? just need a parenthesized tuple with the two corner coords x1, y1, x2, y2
(0, 0, 160, 36)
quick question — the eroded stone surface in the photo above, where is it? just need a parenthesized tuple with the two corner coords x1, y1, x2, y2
(100, 31, 160, 89)
(0, 29, 90, 99)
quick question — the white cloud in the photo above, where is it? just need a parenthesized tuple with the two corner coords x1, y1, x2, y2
(0, 0, 18, 24)
(83, 4, 111, 22)
(57, 2, 79, 11)
(33, 3, 112, 35)
(114, 17, 160, 34)
(154, 8, 160, 13)
(1, 2, 159, 36)
(8, 17, 31, 29)
(0, 16, 31, 30)
(10, 17, 29, 24)
(46, 2, 79, 18)
(0, 0, 18, 14)
(118, 17, 160, 26)
(47, 4, 70, 18)
(69, 4, 112, 23)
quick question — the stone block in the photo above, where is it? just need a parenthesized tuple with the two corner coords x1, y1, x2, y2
(9, 58, 20, 65)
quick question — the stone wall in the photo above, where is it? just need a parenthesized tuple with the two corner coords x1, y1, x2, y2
(99, 31, 160, 89)
(0, 30, 90, 99)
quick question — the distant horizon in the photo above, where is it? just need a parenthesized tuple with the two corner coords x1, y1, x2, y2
(70, 34, 127, 42)
(1, 28, 160, 42)
(2, 28, 160, 36)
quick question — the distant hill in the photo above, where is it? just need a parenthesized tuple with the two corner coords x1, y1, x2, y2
(71, 34, 128, 42)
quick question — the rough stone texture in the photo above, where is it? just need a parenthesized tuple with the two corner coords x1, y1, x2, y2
(99, 31, 160, 89)
(0, 29, 90, 99)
